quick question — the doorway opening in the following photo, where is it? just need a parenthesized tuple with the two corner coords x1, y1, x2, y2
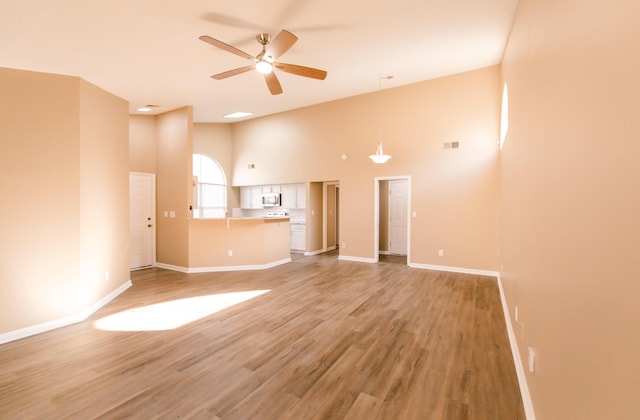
(323, 182, 339, 253)
(374, 176, 411, 265)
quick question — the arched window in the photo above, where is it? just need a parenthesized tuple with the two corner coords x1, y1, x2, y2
(192, 154, 227, 218)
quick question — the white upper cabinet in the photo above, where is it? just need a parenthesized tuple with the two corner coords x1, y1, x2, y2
(240, 183, 306, 209)
(281, 184, 297, 208)
(280, 183, 306, 209)
(262, 185, 281, 193)
(295, 184, 306, 209)
(240, 186, 264, 209)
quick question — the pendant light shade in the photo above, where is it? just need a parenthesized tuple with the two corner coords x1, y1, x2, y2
(369, 141, 391, 164)
(369, 75, 393, 164)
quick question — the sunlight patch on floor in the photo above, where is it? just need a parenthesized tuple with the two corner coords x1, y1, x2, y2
(93, 290, 270, 331)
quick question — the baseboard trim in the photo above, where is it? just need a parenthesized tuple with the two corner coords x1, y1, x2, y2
(337, 255, 377, 263)
(304, 249, 326, 256)
(154, 262, 189, 272)
(496, 274, 536, 420)
(156, 258, 293, 274)
(0, 280, 132, 345)
(408, 262, 499, 277)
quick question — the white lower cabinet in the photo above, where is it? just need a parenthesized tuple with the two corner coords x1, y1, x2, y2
(290, 224, 306, 251)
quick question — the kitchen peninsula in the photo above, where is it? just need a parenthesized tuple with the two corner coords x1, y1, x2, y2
(188, 216, 290, 272)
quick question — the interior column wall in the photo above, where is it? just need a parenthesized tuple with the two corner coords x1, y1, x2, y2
(0, 68, 129, 334)
(155, 107, 193, 268)
(500, 0, 640, 418)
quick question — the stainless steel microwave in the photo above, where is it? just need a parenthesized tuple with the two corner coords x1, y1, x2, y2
(261, 192, 281, 207)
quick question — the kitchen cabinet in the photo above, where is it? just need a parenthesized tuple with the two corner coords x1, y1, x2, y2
(250, 187, 262, 208)
(241, 183, 306, 209)
(290, 224, 306, 251)
(263, 185, 281, 193)
(281, 184, 297, 208)
(240, 187, 251, 209)
(296, 184, 306, 209)
(240, 186, 264, 209)
(281, 183, 306, 209)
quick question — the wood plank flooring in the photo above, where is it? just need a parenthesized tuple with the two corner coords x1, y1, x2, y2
(0, 251, 525, 419)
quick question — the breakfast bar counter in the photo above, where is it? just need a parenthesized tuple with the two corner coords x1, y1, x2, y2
(187, 217, 291, 272)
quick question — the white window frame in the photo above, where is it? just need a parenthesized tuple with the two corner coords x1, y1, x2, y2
(192, 153, 227, 219)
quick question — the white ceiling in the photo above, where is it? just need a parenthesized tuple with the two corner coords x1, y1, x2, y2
(0, 0, 519, 123)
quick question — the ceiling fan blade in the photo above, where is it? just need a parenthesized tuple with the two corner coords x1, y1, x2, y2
(264, 30, 298, 61)
(199, 35, 254, 60)
(201, 12, 267, 32)
(212, 66, 255, 80)
(274, 63, 327, 80)
(264, 72, 283, 95)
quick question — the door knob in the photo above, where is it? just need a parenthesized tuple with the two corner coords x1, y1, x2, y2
(147, 224, 153, 228)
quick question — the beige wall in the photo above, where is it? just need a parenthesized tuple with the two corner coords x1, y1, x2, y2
(232, 66, 501, 269)
(155, 107, 193, 267)
(193, 123, 240, 210)
(79, 79, 130, 311)
(308, 182, 324, 253)
(500, 0, 640, 418)
(0, 68, 129, 334)
(129, 115, 157, 173)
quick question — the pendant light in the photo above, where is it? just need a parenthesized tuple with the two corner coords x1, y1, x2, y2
(369, 75, 393, 164)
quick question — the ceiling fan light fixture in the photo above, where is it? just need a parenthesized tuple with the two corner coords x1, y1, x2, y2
(255, 60, 273, 74)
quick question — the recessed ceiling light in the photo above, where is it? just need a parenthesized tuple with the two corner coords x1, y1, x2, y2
(223, 112, 253, 119)
(137, 104, 160, 112)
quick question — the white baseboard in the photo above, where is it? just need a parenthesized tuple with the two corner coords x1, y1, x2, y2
(157, 258, 292, 274)
(304, 249, 326, 256)
(496, 274, 536, 420)
(154, 262, 189, 272)
(409, 262, 499, 277)
(0, 280, 132, 345)
(337, 255, 377, 263)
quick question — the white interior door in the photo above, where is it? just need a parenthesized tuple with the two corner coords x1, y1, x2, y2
(389, 180, 408, 255)
(130, 173, 155, 269)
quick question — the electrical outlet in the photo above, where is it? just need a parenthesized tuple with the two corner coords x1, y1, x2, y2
(438, 249, 444, 257)
(228, 249, 233, 257)
(341, 242, 346, 249)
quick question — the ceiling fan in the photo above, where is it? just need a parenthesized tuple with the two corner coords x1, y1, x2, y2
(199, 30, 327, 95)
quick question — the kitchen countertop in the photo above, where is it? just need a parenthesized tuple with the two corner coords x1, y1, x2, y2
(191, 216, 289, 222)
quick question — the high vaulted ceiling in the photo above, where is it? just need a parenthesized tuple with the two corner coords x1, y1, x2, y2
(0, 0, 519, 122)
